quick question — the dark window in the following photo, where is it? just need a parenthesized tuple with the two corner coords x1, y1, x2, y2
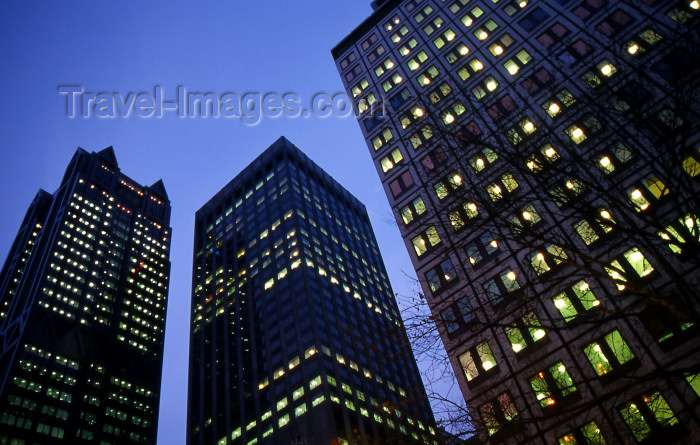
(488, 95, 517, 121)
(361, 33, 378, 51)
(421, 146, 448, 173)
(537, 22, 570, 48)
(479, 393, 518, 436)
(388, 171, 415, 198)
(572, 0, 608, 21)
(522, 68, 552, 94)
(367, 45, 386, 64)
(390, 88, 413, 109)
(344, 64, 363, 82)
(518, 7, 551, 32)
(440, 297, 474, 334)
(339, 52, 357, 70)
(596, 9, 633, 36)
(640, 305, 695, 347)
(363, 113, 385, 132)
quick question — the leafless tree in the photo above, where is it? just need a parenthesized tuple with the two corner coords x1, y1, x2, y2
(377, 3, 700, 441)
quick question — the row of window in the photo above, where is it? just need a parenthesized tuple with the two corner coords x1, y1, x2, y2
(480, 382, 692, 443)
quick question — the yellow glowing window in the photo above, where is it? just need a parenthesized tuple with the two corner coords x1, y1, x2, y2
(566, 126, 586, 144)
(459, 341, 497, 381)
(683, 156, 700, 177)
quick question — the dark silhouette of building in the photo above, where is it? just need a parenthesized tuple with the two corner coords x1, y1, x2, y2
(187, 137, 437, 445)
(333, 0, 700, 443)
(0, 147, 171, 444)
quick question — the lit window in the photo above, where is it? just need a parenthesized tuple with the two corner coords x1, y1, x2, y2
(483, 270, 520, 304)
(413, 5, 434, 23)
(433, 172, 464, 199)
(686, 374, 700, 397)
(474, 19, 498, 40)
(584, 330, 635, 376)
(441, 101, 466, 124)
(460, 6, 484, 27)
(433, 28, 456, 49)
(470, 148, 498, 173)
(503, 49, 531, 75)
(459, 340, 497, 381)
(384, 14, 400, 31)
(658, 224, 686, 254)
(400, 196, 427, 225)
(423, 16, 445, 36)
(276, 397, 288, 411)
(417, 65, 440, 86)
(444, 43, 470, 64)
(505, 312, 546, 353)
(411, 226, 442, 256)
(466, 232, 499, 266)
(597, 60, 617, 77)
(619, 391, 678, 442)
(682, 155, 700, 177)
(558, 421, 607, 445)
(488, 33, 515, 56)
(398, 38, 418, 57)
(488, 173, 518, 201)
(623, 248, 654, 277)
(553, 281, 600, 322)
(379, 149, 403, 173)
(390, 26, 409, 44)
(529, 361, 577, 408)
(566, 125, 586, 144)
(425, 258, 456, 293)
(407, 51, 428, 71)
(371, 128, 394, 151)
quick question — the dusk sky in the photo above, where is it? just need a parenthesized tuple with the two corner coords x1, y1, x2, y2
(0, 2, 457, 443)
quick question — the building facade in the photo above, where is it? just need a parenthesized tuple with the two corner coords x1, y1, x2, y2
(0, 147, 171, 444)
(333, 1, 700, 443)
(187, 137, 437, 445)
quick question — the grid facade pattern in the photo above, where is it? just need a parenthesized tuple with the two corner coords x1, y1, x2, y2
(333, 1, 700, 443)
(187, 137, 437, 445)
(0, 147, 171, 444)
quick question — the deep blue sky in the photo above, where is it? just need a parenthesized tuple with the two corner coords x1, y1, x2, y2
(0, 2, 457, 443)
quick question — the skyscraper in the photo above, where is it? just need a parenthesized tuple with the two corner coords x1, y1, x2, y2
(187, 137, 437, 445)
(333, 1, 700, 443)
(0, 147, 171, 444)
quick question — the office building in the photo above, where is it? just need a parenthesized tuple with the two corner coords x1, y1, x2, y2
(333, 1, 700, 443)
(187, 137, 437, 445)
(0, 147, 171, 444)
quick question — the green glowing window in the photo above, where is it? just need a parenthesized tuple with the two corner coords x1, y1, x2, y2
(619, 391, 678, 442)
(505, 312, 546, 353)
(553, 281, 599, 322)
(529, 361, 576, 408)
(583, 330, 636, 376)
(558, 420, 607, 444)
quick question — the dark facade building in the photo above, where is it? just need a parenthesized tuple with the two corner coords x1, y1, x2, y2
(187, 137, 437, 445)
(333, 1, 700, 444)
(0, 147, 171, 444)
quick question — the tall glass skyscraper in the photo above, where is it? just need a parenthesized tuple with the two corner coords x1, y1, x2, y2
(0, 147, 171, 444)
(187, 137, 437, 445)
(333, 0, 700, 443)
